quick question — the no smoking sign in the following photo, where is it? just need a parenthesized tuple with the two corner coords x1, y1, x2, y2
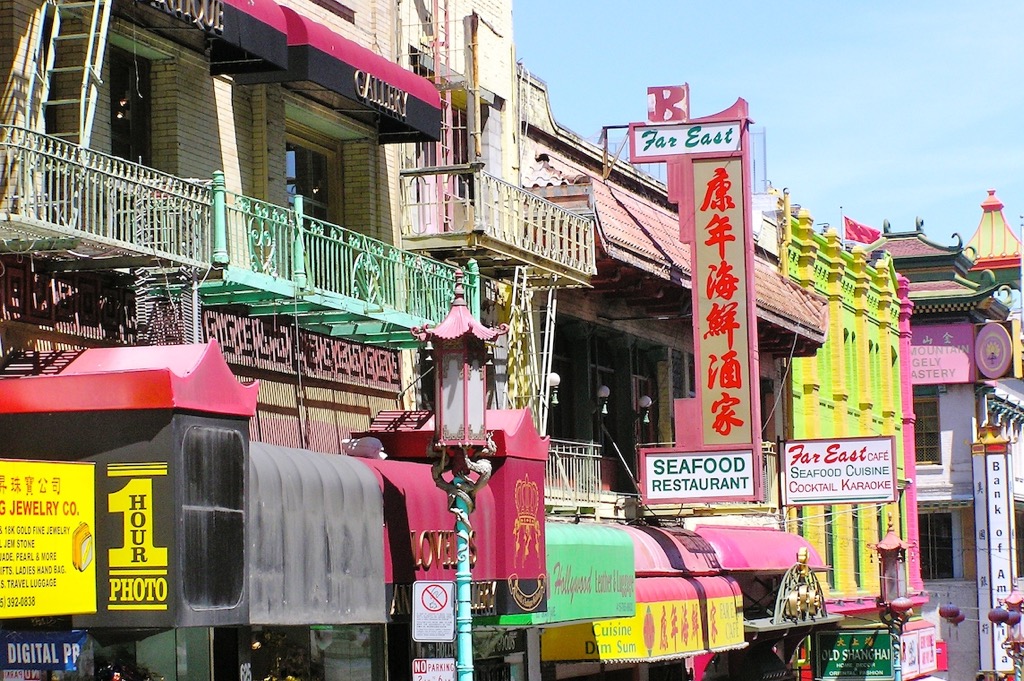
(412, 581, 455, 642)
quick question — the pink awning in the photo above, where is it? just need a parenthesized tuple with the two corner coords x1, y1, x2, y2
(692, 525, 824, 572)
(0, 340, 258, 417)
(619, 525, 722, 576)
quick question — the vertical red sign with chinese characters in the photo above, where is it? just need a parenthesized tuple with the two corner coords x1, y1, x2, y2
(692, 159, 752, 445)
(629, 97, 762, 503)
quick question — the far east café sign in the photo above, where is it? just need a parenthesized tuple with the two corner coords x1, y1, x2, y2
(635, 84, 764, 505)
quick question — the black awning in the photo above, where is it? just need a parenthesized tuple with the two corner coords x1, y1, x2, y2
(234, 7, 442, 143)
(147, 0, 289, 75)
(248, 442, 387, 624)
(209, 0, 289, 74)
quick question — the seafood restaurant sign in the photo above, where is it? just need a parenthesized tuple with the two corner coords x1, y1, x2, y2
(782, 437, 897, 506)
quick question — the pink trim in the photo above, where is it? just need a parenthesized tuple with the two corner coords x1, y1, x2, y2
(899, 275, 925, 592)
(222, 0, 287, 34)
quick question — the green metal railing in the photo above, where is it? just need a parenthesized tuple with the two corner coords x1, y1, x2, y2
(215, 181, 464, 323)
(0, 126, 465, 334)
(400, 166, 597, 278)
(0, 125, 211, 263)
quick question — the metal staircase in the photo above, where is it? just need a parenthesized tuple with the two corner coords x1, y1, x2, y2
(26, 0, 112, 146)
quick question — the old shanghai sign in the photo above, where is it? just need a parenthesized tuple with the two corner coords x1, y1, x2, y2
(640, 449, 755, 504)
(814, 630, 894, 681)
(783, 437, 897, 506)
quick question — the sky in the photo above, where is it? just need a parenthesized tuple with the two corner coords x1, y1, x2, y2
(512, 1, 1024, 244)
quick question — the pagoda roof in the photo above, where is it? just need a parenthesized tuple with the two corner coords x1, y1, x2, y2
(967, 189, 1020, 271)
(884, 224, 1007, 320)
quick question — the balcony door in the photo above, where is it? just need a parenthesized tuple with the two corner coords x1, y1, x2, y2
(108, 47, 151, 166)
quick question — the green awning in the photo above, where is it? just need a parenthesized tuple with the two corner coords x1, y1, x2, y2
(476, 522, 636, 627)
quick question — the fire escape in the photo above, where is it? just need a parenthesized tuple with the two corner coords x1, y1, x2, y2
(399, 0, 596, 428)
(2, 0, 465, 349)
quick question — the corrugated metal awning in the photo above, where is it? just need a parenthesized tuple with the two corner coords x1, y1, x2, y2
(248, 443, 386, 624)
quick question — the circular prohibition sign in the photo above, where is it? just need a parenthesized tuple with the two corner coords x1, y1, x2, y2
(421, 584, 449, 612)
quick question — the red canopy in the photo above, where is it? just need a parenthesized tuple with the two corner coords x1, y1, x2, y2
(0, 340, 258, 417)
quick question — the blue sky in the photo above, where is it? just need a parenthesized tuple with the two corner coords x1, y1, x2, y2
(512, 2, 1024, 244)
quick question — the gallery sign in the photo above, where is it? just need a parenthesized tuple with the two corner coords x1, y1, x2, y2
(782, 437, 896, 506)
(639, 448, 755, 504)
(910, 322, 974, 385)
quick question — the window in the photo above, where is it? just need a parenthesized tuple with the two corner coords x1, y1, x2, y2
(109, 47, 151, 165)
(919, 512, 955, 579)
(914, 386, 941, 464)
(286, 139, 332, 221)
(182, 426, 245, 608)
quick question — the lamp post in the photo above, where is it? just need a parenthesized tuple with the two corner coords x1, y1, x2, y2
(412, 270, 508, 681)
(989, 590, 1024, 681)
(873, 522, 913, 681)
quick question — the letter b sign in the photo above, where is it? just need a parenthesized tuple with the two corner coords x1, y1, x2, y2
(648, 85, 689, 123)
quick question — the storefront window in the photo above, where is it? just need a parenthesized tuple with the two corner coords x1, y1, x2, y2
(59, 628, 208, 681)
(251, 626, 384, 681)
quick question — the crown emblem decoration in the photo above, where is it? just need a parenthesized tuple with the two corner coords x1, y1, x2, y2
(512, 476, 541, 568)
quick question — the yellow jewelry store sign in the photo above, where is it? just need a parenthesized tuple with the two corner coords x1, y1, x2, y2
(542, 577, 744, 662)
(0, 459, 96, 618)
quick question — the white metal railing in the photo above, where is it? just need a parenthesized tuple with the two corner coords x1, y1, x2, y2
(546, 438, 603, 508)
(0, 126, 211, 264)
(400, 166, 596, 278)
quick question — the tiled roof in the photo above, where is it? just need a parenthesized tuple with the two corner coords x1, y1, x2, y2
(591, 179, 690, 282)
(884, 235, 961, 259)
(588, 179, 827, 341)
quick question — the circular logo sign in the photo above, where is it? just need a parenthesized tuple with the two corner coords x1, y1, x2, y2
(975, 323, 1013, 379)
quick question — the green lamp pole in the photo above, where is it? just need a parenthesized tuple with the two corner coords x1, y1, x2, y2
(413, 270, 508, 681)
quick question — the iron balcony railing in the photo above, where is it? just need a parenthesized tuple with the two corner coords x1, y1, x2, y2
(0, 126, 465, 333)
(0, 125, 211, 264)
(400, 166, 597, 279)
(219, 190, 461, 323)
(546, 438, 603, 508)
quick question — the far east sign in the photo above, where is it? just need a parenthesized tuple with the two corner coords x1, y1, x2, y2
(629, 121, 742, 162)
(640, 449, 755, 504)
(783, 437, 896, 506)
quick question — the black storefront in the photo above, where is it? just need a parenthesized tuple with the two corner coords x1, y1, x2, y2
(0, 341, 388, 681)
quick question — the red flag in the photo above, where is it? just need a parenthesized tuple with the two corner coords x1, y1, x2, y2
(844, 216, 882, 243)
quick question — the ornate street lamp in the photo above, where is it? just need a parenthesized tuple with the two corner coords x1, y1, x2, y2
(873, 522, 913, 681)
(412, 270, 507, 681)
(989, 590, 1024, 681)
